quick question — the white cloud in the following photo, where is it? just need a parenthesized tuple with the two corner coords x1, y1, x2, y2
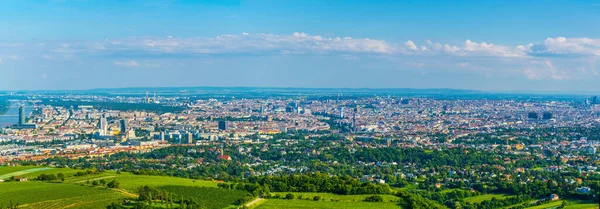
(89, 32, 394, 55)
(404, 40, 418, 50)
(115, 60, 140, 67)
(527, 37, 600, 56)
(4, 33, 600, 81)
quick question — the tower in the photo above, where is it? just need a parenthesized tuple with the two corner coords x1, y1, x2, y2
(119, 119, 126, 134)
(99, 114, 108, 136)
(18, 105, 25, 125)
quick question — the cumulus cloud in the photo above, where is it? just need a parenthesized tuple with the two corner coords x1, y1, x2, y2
(88, 32, 394, 55)
(404, 40, 418, 50)
(527, 37, 600, 57)
(4, 33, 600, 81)
(425, 40, 526, 57)
(115, 60, 140, 67)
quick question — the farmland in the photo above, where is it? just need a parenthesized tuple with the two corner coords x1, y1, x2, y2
(253, 198, 402, 209)
(464, 193, 514, 203)
(158, 185, 250, 209)
(0, 181, 127, 209)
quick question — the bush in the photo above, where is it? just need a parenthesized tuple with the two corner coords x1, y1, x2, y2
(364, 195, 383, 202)
(285, 193, 295, 200)
(313, 196, 321, 201)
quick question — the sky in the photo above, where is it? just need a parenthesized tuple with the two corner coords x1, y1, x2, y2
(1, 0, 600, 92)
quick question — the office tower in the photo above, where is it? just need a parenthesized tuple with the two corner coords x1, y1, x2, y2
(99, 114, 108, 136)
(18, 105, 25, 125)
(120, 119, 126, 134)
(592, 96, 598, 105)
(218, 121, 227, 131)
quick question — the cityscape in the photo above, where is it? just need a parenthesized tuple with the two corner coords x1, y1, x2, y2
(1, 0, 600, 209)
(0, 88, 598, 209)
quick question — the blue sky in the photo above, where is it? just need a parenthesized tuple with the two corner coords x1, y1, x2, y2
(1, 0, 599, 91)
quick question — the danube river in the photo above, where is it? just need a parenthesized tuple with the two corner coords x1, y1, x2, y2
(0, 102, 32, 128)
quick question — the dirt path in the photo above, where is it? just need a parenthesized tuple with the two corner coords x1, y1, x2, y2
(245, 198, 264, 208)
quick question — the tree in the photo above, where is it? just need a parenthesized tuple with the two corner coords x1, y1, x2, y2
(107, 180, 121, 189)
(57, 173, 65, 182)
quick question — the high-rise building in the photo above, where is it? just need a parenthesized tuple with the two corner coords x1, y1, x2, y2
(99, 114, 108, 136)
(119, 119, 127, 134)
(592, 96, 598, 105)
(160, 132, 165, 141)
(218, 121, 227, 131)
(339, 107, 345, 118)
(187, 132, 193, 144)
(18, 105, 25, 125)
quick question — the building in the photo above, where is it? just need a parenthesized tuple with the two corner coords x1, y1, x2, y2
(12, 105, 36, 129)
(119, 119, 127, 134)
(550, 194, 559, 201)
(18, 105, 25, 125)
(218, 121, 227, 131)
(99, 114, 108, 136)
(339, 107, 345, 118)
(187, 132, 193, 144)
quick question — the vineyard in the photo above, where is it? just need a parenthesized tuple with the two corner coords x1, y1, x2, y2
(158, 185, 251, 209)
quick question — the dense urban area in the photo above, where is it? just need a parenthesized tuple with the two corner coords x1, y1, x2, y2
(0, 88, 598, 209)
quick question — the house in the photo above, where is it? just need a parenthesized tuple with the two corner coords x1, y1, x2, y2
(550, 194, 559, 201)
(217, 155, 232, 161)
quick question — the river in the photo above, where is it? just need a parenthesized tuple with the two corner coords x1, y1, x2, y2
(0, 101, 33, 128)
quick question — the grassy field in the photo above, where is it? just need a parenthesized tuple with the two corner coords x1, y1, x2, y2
(0, 166, 39, 175)
(0, 181, 127, 209)
(464, 193, 514, 203)
(521, 199, 599, 209)
(159, 185, 250, 209)
(0, 167, 55, 179)
(0, 166, 229, 209)
(253, 198, 402, 209)
(270, 192, 400, 203)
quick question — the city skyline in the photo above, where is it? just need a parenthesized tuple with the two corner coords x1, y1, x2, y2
(1, 0, 600, 91)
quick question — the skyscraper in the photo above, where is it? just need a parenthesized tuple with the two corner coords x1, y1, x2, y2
(119, 119, 126, 134)
(18, 105, 25, 125)
(187, 132, 193, 144)
(218, 121, 227, 131)
(99, 114, 108, 136)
